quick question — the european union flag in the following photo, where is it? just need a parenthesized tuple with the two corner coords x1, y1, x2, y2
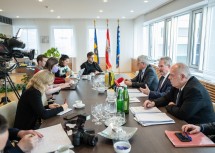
(116, 25, 120, 69)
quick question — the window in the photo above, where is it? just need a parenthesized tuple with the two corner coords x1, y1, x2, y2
(174, 14, 190, 64)
(53, 28, 75, 57)
(88, 28, 106, 57)
(190, 10, 203, 67)
(143, 26, 149, 56)
(150, 21, 165, 60)
(19, 28, 38, 54)
(165, 19, 172, 56)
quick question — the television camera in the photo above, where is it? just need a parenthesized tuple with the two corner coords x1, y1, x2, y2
(0, 29, 35, 103)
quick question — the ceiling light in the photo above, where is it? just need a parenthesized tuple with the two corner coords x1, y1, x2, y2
(57, 16, 61, 18)
(38, 0, 43, 2)
(97, 16, 100, 19)
(50, 9, 54, 12)
(103, 0, 108, 2)
(130, 10, 134, 13)
(0, 9, 3, 12)
(16, 16, 19, 18)
(99, 10, 103, 13)
(144, 0, 148, 3)
(122, 16, 126, 19)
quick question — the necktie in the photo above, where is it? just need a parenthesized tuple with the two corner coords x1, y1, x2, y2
(139, 72, 144, 82)
(158, 76, 165, 90)
(175, 89, 182, 106)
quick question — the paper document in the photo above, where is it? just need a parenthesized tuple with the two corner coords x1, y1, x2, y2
(128, 89, 141, 93)
(129, 97, 140, 103)
(130, 106, 161, 114)
(129, 92, 147, 97)
(31, 124, 72, 153)
(57, 108, 72, 115)
(135, 113, 175, 126)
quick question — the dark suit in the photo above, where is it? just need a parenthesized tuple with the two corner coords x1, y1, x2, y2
(200, 122, 215, 142)
(131, 64, 158, 90)
(154, 76, 215, 124)
(148, 75, 172, 100)
(4, 128, 23, 153)
(80, 61, 103, 75)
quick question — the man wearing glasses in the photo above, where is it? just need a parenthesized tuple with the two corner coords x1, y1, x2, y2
(124, 55, 158, 90)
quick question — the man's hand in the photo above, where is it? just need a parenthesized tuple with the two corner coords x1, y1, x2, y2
(18, 130, 43, 138)
(48, 103, 60, 109)
(168, 102, 176, 106)
(124, 80, 132, 86)
(143, 100, 155, 108)
(17, 135, 40, 152)
(61, 103, 68, 110)
(182, 124, 201, 134)
(140, 84, 150, 95)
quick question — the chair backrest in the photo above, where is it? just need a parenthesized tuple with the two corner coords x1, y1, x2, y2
(0, 101, 18, 128)
(212, 102, 215, 112)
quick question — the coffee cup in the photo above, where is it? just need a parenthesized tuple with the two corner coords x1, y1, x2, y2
(57, 145, 70, 153)
(75, 100, 83, 107)
(87, 75, 91, 80)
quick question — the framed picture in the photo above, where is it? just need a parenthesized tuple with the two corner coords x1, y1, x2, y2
(41, 36, 49, 43)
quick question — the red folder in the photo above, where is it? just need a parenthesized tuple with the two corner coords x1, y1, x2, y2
(165, 130, 215, 147)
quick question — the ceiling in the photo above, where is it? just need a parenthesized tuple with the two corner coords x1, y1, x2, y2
(0, 0, 172, 19)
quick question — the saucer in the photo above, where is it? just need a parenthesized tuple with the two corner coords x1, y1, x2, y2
(55, 149, 75, 153)
(73, 103, 85, 109)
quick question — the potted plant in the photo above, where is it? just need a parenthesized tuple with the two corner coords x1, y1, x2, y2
(44, 47, 61, 58)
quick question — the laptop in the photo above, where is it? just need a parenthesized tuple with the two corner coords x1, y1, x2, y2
(63, 68, 85, 90)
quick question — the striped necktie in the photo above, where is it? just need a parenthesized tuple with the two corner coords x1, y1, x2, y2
(158, 76, 165, 91)
(176, 89, 182, 106)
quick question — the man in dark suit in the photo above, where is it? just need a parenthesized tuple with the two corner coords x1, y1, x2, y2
(143, 63, 215, 124)
(0, 114, 43, 153)
(80, 52, 103, 75)
(140, 57, 172, 99)
(124, 55, 158, 90)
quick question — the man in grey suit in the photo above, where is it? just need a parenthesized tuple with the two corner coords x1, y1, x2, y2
(124, 55, 158, 90)
(140, 57, 172, 99)
(143, 63, 215, 124)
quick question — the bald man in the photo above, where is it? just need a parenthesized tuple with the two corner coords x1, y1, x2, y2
(143, 63, 215, 124)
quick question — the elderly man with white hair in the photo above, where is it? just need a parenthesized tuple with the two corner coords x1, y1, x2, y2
(124, 55, 158, 90)
(143, 63, 215, 124)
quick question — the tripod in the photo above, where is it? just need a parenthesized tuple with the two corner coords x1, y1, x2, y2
(0, 63, 20, 105)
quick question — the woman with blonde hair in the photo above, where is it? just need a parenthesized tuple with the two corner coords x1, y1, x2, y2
(14, 70, 68, 130)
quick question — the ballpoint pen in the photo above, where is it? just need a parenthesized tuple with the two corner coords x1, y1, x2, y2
(183, 132, 192, 141)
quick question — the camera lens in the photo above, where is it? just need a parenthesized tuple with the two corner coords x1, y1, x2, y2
(72, 131, 81, 146)
(82, 132, 98, 146)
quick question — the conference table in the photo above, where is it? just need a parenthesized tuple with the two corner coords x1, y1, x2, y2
(41, 78, 215, 153)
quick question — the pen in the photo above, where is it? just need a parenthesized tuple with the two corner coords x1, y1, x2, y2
(183, 132, 192, 141)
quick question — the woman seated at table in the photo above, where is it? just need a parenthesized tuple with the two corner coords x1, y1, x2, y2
(14, 70, 68, 130)
(55, 54, 74, 78)
(182, 123, 215, 142)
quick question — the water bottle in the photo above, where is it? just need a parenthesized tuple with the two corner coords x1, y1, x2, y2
(117, 88, 124, 112)
(123, 86, 129, 114)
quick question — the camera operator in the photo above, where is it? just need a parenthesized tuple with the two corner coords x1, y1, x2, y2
(0, 114, 43, 153)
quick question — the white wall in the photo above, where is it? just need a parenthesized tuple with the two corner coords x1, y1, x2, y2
(0, 24, 13, 37)
(12, 19, 134, 72)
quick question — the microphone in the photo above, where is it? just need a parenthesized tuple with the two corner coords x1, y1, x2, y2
(108, 77, 124, 89)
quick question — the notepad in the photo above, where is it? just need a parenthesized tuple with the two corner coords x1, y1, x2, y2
(129, 92, 147, 98)
(129, 97, 141, 103)
(31, 124, 73, 153)
(130, 106, 161, 114)
(57, 108, 72, 115)
(135, 112, 175, 126)
(128, 89, 141, 93)
(165, 130, 215, 147)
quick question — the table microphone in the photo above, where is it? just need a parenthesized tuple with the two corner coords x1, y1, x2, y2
(108, 77, 124, 89)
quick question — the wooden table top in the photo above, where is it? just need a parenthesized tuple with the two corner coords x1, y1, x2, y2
(41, 79, 215, 153)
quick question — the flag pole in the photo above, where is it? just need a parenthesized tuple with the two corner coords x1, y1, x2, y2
(117, 19, 120, 74)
